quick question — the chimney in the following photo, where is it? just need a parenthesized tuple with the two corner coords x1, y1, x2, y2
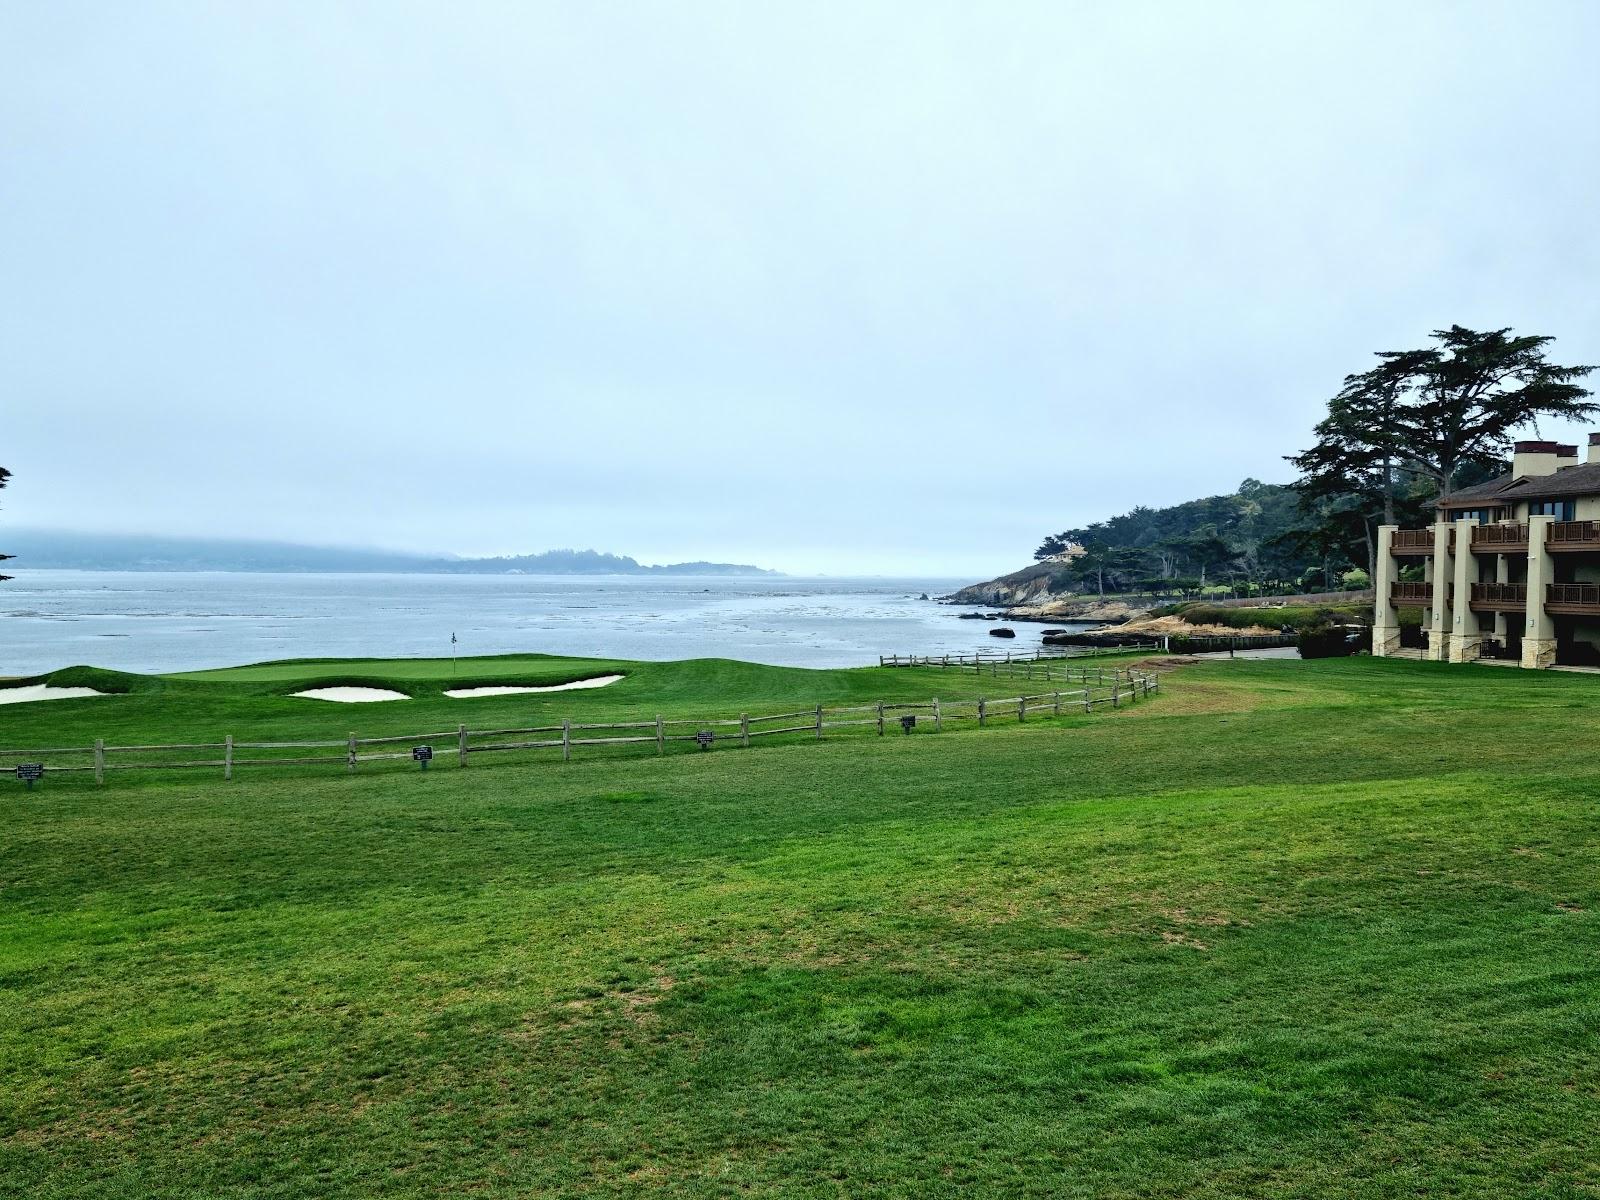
(1587, 433, 1600, 466)
(1512, 440, 1563, 477)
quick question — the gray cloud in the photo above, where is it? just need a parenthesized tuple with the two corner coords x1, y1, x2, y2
(4, 1, 1598, 574)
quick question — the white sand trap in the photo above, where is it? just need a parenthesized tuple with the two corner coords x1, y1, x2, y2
(0, 684, 109, 705)
(444, 675, 624, 699)
(292, 686, 411, 703)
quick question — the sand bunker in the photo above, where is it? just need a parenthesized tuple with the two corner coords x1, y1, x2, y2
(292, 687, 411, 703)
(0, 685, 109, 705)
(443, 675, 624, 699)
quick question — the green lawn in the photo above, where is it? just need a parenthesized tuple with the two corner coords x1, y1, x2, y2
(0, 654, 1132, 762)
(3, 655, 1598, 1197)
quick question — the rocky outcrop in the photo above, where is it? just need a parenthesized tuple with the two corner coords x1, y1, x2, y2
(1004, 597, 1148, 624)
(942, 562, 1073, 607)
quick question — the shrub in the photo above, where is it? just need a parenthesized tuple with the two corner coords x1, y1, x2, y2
(1173, 603, 1369, 633)
(1341, 568, 1371, 589)
(1297, 619, 1370, 659)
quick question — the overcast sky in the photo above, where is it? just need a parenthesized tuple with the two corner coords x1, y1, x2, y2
(4, 2, 1599, 576)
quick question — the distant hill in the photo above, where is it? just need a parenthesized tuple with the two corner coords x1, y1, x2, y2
(3, 531, 777, 576)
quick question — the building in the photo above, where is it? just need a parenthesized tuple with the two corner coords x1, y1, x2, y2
(1374, 437, 1600, 669)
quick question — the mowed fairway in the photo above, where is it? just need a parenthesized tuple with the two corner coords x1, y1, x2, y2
(3, 655, 1599, 1197)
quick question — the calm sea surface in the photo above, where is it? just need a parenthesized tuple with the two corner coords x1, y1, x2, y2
(1, 571, 1088, 675)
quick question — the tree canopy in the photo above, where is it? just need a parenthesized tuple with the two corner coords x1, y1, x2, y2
(1024, 325, 1594, 597)
(1032, 480, 1337, 594)
(1286, 325, 1594, 566)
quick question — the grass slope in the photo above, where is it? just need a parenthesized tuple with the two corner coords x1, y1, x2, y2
(2, 655, 1598, 1197)
(0, 654, 1132, 758)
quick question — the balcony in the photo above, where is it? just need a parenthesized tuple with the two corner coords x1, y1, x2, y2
(1390, 581, 1433, 604)
(1545, 582, 1600, 615)
(1471, 522, 1528, 554)
(1547, 521, 1600, 552)
(1469, 582, 1527, 612)
(1391, 528, 1443, 556)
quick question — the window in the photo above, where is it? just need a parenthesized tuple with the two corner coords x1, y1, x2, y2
(1529, 500, 1576, 521)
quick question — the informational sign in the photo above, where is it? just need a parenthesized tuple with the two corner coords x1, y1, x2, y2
(695, 730, 715, 750)
(412, 745, 433, 770)
(15, 763, 43, 789)
(899, 715, 917, 734)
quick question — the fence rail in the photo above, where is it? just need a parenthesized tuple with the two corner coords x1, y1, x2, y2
(879, 643, 1163, 667)
(0, 667, 1161, 787)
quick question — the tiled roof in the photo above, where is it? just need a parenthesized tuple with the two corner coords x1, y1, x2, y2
(1437, 463, 1600, 508)
(1436, 473, 1514, 507)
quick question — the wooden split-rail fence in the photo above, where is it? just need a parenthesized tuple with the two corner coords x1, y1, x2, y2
(0, 666, 1161, 788)
(879, 644, 1164, 669)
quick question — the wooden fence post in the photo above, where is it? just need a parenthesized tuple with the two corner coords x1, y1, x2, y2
(1018, 696, 1026, 722)
(815, 704, 824, 740)
(741, 713, 750, 748)
(1112, 677, 1120, 708)
(458, 724, 468, 766)
(1053, 690, 1061, 717)
(932, 698, 942, 731)
(655, 715, 665, 755)
(876, 702, 884, 736)
(94, 738, 104, 785)
(978, 698, 986, 727)
(562, 720, 571, 762)
(224, 735, 233, 781)
(1083, 687, 1092, 714)
(347, 733, 357, 773)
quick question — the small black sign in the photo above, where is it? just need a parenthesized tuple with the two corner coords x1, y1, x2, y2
(899, 715, 917, 734)
(695, 730, 715, 750)
(15, 763, 43, 786)
(412, 745, 433, 770)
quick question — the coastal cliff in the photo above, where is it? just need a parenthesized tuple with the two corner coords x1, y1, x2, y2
(942, 564, 1149, 623)
(942, 562, 1073, 607)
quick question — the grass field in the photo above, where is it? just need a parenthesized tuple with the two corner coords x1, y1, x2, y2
(3, 654, 1598, 1197)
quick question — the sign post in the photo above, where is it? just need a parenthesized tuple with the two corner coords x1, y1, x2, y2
(695, 730, 715, 751)
(899, 715, 917, 735)
(412, 745, 434, 772)
(15, 763, 43, 791)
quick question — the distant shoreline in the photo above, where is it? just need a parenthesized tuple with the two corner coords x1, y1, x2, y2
(2, 531, 778, 576)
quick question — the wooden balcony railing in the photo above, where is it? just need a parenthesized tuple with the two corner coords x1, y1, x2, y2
(1469, 582, 1527, 609)
(1390, 581, 1433, 603)
(1547, 521, 1600, 551)
(1546, 582, 1600, 613)
(1471, 522, 1528, 552)
(1390, 528, 1438, 555)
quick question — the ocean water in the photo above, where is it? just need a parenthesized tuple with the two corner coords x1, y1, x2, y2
(0, 571, 1089, 675)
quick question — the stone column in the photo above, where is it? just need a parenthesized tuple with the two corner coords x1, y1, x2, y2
(1521, 515, 1556, 669)
(1428, 521, 1453, 661)
(1448, 517, 1480, 662)
(1373, 525, 1401, 657)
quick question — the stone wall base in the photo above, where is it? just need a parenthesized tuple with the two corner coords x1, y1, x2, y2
(1448, 634, 1482, 664)
(1373, 627, 1402, 658)
(1521, 637, 1557, 670)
